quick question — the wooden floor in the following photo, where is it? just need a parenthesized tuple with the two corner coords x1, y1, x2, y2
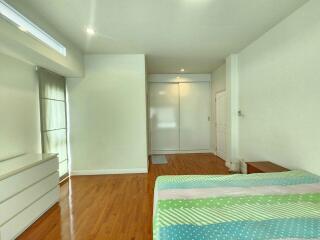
(18, 153, 228, 240)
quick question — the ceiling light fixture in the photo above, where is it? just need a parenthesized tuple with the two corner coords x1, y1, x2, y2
(86, 27, 95, 35)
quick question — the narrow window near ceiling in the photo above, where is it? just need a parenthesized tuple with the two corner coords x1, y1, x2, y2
(38, 67, 69, 179)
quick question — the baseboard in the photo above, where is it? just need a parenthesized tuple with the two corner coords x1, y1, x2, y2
(71, 168, 148, 176)
(151, 150, 211, 154)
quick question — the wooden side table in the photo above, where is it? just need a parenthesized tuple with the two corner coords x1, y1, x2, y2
(246, 161, 289, 174)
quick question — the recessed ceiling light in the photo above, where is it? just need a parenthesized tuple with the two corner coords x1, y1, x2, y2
(180, 68, 185, 72)
(86, 27, 95, 35)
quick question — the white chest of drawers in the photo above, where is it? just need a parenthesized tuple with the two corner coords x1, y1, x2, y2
(0, 154, 60, 240)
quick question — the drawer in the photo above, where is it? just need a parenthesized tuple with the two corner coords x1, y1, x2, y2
(247, 164, 263, 174)
(0, 186, 59, 240)
(0, 158, 58, 203)
(0, 172, 59, 226)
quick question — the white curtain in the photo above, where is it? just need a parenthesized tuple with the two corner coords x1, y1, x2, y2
(38, 68, 68, 178)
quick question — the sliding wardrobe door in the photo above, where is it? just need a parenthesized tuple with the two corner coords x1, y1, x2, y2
(179, 82, 210, 151)
(149, 83, 180, 151)
(38, 68, 68, 179)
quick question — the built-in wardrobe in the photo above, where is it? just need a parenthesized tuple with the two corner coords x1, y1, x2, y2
(148, 74, 211, 154)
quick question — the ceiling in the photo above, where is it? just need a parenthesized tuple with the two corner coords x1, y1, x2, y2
(9, 0, 308, 73)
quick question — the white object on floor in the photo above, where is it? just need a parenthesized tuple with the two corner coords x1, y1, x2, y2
(151, 155, 168, 164)
(216, 91, 227, 160)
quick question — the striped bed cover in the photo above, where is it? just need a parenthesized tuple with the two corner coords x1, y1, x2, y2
(153, 170, 320, 240)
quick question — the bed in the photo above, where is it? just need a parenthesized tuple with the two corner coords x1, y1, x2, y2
(153, 170, 320, 240)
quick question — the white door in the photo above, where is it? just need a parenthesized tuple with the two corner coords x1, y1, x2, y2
(216, 91, 227, 160)
(179, 82, 211, 151)
(149, 83, 180, 151)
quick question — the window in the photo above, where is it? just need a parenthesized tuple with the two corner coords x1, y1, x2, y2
(0, 0, 66, 56)
(38, 67, 69, 179)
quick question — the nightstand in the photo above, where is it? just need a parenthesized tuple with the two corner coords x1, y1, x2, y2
(246, 161, 289, 174)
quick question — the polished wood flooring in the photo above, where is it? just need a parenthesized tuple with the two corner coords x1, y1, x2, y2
(18, 153, 229, 240)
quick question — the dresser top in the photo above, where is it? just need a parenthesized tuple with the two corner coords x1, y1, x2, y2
(246, 161, 289, 173)
(0, 153, 58, 180)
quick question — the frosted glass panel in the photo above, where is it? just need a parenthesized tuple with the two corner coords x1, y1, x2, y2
(179, 82, 211, 150)
(43, 129, 67, 162)
(41, 99, 66, 130)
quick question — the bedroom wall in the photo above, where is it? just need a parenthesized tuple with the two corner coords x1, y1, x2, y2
(211, 63, 226, 154)
(68, 54, 148, 174)
(237, 0, 320, 174)
(0, 53, 41, 160)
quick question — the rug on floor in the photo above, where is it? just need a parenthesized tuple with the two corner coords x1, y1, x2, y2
(152, 155, 168, 164)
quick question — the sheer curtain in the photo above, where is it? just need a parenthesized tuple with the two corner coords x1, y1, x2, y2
(38, 67, 68, 178)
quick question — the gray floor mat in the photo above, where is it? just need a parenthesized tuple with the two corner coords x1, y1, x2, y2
(151, 155, 168, 164)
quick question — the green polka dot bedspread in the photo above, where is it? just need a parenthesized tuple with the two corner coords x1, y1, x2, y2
(153, 170, 320, 240)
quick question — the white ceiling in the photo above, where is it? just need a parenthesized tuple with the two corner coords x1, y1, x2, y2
(9, 0, 308, 73)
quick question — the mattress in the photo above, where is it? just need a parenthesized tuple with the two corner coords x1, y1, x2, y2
(153, 170, 320, 240)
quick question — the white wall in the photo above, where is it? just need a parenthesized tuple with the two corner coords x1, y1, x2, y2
(211, 64, 226, 154)
(68, 54, 148, 174)
(238, 0, 320, 174)
(0, 53, 41, 160)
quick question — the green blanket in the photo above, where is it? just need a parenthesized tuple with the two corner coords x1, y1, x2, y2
(153, 170, 320, 240)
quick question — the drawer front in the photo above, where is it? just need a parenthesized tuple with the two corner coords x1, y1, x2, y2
(0, 172, 59, 226)
(0, 158, 58, 203)
(0, 187, 59, 240)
